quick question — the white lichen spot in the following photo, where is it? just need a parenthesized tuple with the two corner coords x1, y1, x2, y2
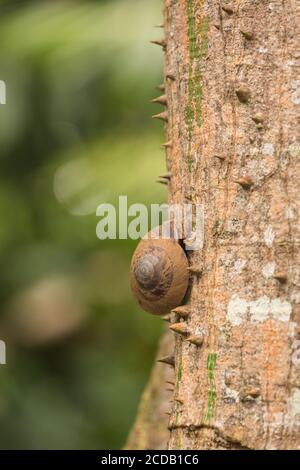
(262, 143, 274, 156)
(195, 326, 206, 336)
(288, 322, 298, 338)
(270, 298, 292, 322)
(227, 295, 248, 326)
(291, 291, 300, 304)
(232, 259, 247, 276)
(259, 47, 268, 54)
(264, 225, 275, 247)
(289, 141, 300, 158)
(285, 206, 295, 219)
(262, 262, 276, 278)
(287, 389, 300, 418)
(249, 296, 270, 323)
(225, 386, 239, 402)
(222, 371, 239, 402)
(227, 218, 239, 234)
(292, 343, 300, 368)
(291, 80, 300, 105)
(227, 296, 292, 325)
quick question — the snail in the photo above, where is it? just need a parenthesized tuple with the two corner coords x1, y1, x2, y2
(130, 227, 189, 315)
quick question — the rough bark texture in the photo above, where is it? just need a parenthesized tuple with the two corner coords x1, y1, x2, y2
(128, 0, 300, 450)
(124, 332, 173, 450)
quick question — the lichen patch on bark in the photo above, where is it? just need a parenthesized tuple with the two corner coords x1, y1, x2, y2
(227, 295, 292, 325)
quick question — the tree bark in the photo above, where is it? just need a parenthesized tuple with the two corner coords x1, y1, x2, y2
(127, 0, 300, 450)
(124, 332, 174, 450)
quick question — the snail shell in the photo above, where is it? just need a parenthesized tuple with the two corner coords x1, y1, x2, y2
(130, 232, 189, 315)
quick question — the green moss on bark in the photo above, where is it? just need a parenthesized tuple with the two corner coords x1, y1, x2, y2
(186, 0, 209, 170)
(204, 352, 217, 424)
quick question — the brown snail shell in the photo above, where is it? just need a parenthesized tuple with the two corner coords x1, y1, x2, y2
(130, 232, 189, 315)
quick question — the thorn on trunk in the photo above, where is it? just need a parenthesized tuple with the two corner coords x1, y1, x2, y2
(188, 264, 202, 275)
(186, 334, 204, 347)
(236, 85, 251, 103)
(151, 94, 167, 106)
(235, 176, 254, 189)
(240, 28, 253, 40)
(222, 4, 234, 14)
(156, 84, 165, 92)
(150, 38, 167, 49)
(171, 306, 190, 318)
(174, 397, 184, 404)
(152, 111, 168, 122)
(241, 387, 260, 401)
(166, 73, 175, 81)
(157, 178, 168, 185)
(161, 314, 171, 322)
(169, 322, 189, 336)
(273, 272, 287, 283)
(161, 141, 172, 149)
(159, 172, 171, 180)
(158, 355, 175, 367)
(251, 112, 264, 124)
(214, 154, 226, 160)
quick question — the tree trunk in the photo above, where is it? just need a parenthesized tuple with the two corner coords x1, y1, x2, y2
(127, 0, 300, 450)
(124, 332, 173, 450)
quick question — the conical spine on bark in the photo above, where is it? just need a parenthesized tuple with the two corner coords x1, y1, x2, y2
(161, 141, 172, 149)
(240, 28, 253, 40)
(214, 154, 225, 160)
(236, 85, 251, 103)
(169, 322, 189, 336)
(171, 306, 190, 318)
(188, 265, 202, 275)
(152, 111, 168, 122)
(251, 112, 264, 123)
(235, 176, 254, 189)
(222, 4, 234, 14)
(151, 94, 167, 106)
(273, 272, 287, 283)
(161, 314, 171, 322)
(157, 178, 168, 186)
(156, 84, 165, 92)
(158, 355, 175, 367)
(186, 334, 204, 347)
(166, 73, 175, 81)
(150, 38, 167, 49)
(159, 172, 171, 180)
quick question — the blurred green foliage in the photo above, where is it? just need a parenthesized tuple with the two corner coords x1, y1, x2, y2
(0, 0, 166, 449)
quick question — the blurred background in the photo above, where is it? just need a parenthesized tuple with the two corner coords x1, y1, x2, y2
(0, 0, 166, 449)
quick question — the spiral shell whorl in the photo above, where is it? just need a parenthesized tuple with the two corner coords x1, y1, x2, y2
(130, 235, 189, 315)
(135, 251, 164, 290)
(134, 245, 173, 299)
